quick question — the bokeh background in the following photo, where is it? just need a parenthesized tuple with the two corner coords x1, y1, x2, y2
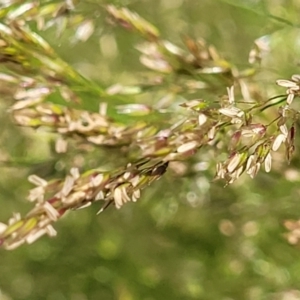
(1, 0, 300, 299)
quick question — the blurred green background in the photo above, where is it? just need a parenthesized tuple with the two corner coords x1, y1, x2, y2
(1, 0, 300, 299)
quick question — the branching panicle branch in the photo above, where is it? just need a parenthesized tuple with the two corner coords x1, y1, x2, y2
(0, 2, 299, 249)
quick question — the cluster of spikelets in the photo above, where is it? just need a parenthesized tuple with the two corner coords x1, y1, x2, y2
(0, 1, 299, 249)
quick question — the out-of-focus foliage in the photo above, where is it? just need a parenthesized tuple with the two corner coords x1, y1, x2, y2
(1, 0, 300, 300)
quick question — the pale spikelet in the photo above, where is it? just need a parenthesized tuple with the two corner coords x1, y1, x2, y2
(132, 189, 141, 202)
(216, 162, 226, 179)
(264, 153, 272, 172)
(279, 124, 288, 136)
(65, 191, 86, 205)
(291, 74, 300, 82)
(0, 73, 17, 83)
(219, 107, 244, 118)
(87, 135, 105, 144)
(91, 174, 104, 187)
(5, 239, 25, 250)
(70, 168, 80, 180)
(241, 124, 266, 138)
(12, 96, 44, 110)
(230, 117, 243, 124)
(28, 186, 45, 202)
(9, 213, 21, 225)
(60, 176, 75, 197)
(130, 175, 140, 187)
(228, 166, 244, 184)
(249, 162, 261, 179)
(227, 86, 235, 104)
(36, 105, 55, 115)
(123, 172, 131, 180)
(276, 79, 298, 88)
(0, 223, 7, 234)
(113, 186, 123, 209)
(227, 153, 241, 173)
(99, 102, 107, 116)
(272, 134, 286, 151)
(28, 174, 48, 187)
(276, 75, 300, 108)
(120, 184, 131, 203)
(55, 138, 68, 153)
(235, 166, 244, 178)
(45, 225, 57, 237)
(246, 155, 256, 171)
(13, 114, 32, 126)
(177, 141, 198, 153)
(26, 228, 47, 244)
(287, 93, 294, 105)
(75, 20, 94, 42)
(43, 202, 60, 221)
(198, 114, 207, 126)
(284, 220, 300, 245)
(241, 129, 255, 138)
(14, 87, 49, 101)
(95, 191, 105, 201)
(208, 127, 216, 140)
(140, 55, 172, 73)
(106, 5, 160, 41)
